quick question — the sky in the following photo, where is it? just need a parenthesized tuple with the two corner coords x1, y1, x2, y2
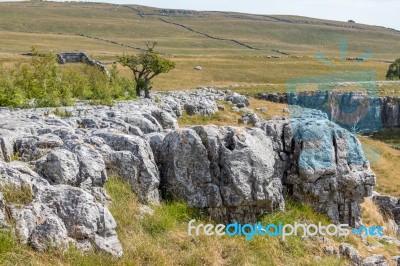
(44, 0, 399, 30)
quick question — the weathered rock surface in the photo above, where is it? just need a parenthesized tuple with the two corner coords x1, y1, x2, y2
(259, 91, 400, 131)
(158, 126, 283, 222)
(339, 244, 361, 265)
(372, 195, 400, 228)
(0, 162, 122, 256)
(239, 112, 260, 126)
(362, 254, 388, 266)
(226, 92, 250, 107)
(259, 113, 375, 226)
(93, 131, 160, 203)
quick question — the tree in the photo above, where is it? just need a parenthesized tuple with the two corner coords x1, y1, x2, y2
(118, 42, 175, 98)
(386, 58, 400, 80)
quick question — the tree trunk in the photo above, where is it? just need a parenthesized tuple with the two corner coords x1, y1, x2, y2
(135, 83, 141, 97)
(144, 79, 150, 98)
(144, 85, 150, 98)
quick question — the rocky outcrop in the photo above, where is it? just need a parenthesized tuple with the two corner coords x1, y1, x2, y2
(92, 131, 161, 203)
(0, 162, 122, 256)
(157, 110, 375, 225)
(0, 88, 377, 256)
(259, 91, 400, 131)
(226, 92, 250, 107)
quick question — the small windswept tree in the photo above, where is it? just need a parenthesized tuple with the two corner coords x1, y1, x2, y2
(386, 58, 400, 80)
(118, 42, 175, 98)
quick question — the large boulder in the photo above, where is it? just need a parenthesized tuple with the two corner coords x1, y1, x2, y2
(260, 116, 376, 226)
(159, 126, 284, 223)
(158, 114, 376, 226)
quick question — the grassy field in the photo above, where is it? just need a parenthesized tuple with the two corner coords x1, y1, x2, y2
(0, 1, 399, 93)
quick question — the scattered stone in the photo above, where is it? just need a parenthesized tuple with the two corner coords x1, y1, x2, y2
(231, 106, 240, 112)
(239, 112, 260, 126)
(339, 244, 361, 265)
(256, 107, 268, 113)
(136, 204, 154, 219)
(323, 246, 338, 256)
(225, 92, 249, 107)
(362, 254, 388, 266)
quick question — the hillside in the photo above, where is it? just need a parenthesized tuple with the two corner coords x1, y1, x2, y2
(0, 1, 400, 90)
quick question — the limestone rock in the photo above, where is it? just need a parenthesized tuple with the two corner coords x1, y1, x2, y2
(35, 149, 80, 186)
(93, 131, 160, 203)
(362, 254, 388, 266)
(159, 126, 284, 223)
(339, 244, 361, 265)
(225, 93, 249, 107)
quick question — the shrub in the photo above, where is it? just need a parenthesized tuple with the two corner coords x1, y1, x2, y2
(0, 49, 136, 108)
(386, 58, 400, 80)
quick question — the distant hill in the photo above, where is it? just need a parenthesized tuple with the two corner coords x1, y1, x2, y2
(0, 1, 399, 89)
(0, 1, 399, 58)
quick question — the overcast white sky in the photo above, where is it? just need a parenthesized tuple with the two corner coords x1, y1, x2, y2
(44, 0, 399, 30)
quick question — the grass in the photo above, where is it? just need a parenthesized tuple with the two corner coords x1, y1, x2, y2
(359, 136, 400, 197)
(44, 108, 73, 118)
(2, 176, 398, 265)
(371, 129, 400, 148)
(0, 183, 33, 206)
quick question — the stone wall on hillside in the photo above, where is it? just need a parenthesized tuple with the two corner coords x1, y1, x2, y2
(57, 52, 110, 77)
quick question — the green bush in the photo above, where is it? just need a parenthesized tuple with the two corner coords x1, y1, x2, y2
(0, 49, 136, 108)
(386, 58, 400, 80)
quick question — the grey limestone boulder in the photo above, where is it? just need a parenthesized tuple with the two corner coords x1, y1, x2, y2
(159, 126, 284, 223)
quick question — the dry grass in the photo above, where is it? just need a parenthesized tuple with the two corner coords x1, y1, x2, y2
(178, 99, 288, 127)
(0, 183, 33, 206)
(359, 136, 400, 197)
